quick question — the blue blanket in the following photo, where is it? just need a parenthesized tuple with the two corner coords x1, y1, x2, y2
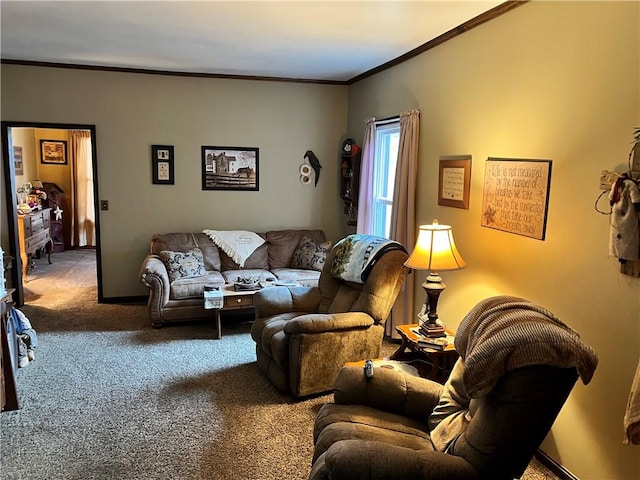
(330, 234, 405, 283)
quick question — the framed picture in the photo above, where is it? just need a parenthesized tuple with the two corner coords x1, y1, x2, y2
(201, 146, 259, 191)
(40, 139, 68, 164)
(151, 145, 174, 185)
(481, 158, 552, 240)
(13, 146, 24, 175)
(438, 155, 471, 209)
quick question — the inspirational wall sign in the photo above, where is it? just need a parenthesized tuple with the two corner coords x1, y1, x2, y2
(438, 155, 471, 209)
(481, 158, 552, 240)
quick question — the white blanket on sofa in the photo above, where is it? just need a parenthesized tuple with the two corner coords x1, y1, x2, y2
(202, 230, 265, 267)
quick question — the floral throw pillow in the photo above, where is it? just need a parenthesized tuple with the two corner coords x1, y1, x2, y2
(291, 236, 332, 271)
(159, 248, 206, 282)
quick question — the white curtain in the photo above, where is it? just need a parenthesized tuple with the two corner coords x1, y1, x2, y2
(69, 130, 95, 247)
(387, 109, 420, 338)
(356, 118, 376, 234)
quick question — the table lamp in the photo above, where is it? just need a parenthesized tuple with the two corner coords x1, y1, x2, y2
(404, 219, 466, 337)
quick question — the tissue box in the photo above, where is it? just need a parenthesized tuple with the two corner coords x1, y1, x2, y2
(204, 285, 223, 309)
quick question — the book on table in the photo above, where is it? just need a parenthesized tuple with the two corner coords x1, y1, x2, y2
(411, 327, 454, 350)
(417, 337, 449, 350)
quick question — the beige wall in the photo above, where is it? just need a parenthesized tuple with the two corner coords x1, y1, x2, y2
(1, 67, 350, 297)
(11, 127, 71, 198)
(348, 1, 639, 478)
(33, 128, 72, 195)
(12, 127, 36, 188)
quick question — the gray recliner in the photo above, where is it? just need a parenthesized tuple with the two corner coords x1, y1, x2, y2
(309, 295, 598, 480)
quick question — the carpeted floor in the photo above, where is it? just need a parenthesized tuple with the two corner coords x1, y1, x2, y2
(1, 249, 560, 480)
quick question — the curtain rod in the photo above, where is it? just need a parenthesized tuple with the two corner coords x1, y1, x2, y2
(375, 116, 399, 126)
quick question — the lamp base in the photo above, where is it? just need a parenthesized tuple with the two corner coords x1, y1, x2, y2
(419, 319, 447, 338)
(418, 273, 447, 338)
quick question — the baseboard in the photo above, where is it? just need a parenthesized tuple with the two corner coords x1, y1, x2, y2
(99, 295, 147, 304)
(535, 449, 579, 480)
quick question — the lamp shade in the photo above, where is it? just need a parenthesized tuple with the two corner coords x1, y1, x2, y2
(404, 220, 466, 272)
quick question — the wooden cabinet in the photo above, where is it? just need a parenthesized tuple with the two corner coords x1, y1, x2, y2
(41, 182, 65, 253)
(340, 139, 361, 226)
(1, 289, 18, 411)
(17, 208, 53, 283)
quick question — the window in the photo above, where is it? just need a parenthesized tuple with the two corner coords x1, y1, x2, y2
(369, 120, 400, 238)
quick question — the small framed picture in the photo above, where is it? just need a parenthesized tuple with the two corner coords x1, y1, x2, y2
(40, 139, 68, 165)
(13, 146, 24, 175)
(151, 145, 174, 185)
(438, 155, 472, 209)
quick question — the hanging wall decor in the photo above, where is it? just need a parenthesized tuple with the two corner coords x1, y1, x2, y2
(481, 158, 552, 240)
(304, 150, 322, 187)
(13, 146, 23, 175)
(201, 146, 259, 191)
(151, 144, 174, 185)
(299, 163, 312, 185)
(438, 155, 471, 209)
(40, 139, 67, 165)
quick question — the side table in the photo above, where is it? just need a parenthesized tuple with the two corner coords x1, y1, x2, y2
(390, 324, 458, 384)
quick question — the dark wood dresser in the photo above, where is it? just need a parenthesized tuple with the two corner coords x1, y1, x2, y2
(17, 207, 53, 283)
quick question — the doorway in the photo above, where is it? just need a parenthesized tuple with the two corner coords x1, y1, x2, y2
(1, 121, 103, 307)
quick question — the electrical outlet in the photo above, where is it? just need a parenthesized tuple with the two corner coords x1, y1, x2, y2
(100, 200, 109, 211)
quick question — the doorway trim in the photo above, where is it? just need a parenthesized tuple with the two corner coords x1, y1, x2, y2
(1, 121, 103, 306)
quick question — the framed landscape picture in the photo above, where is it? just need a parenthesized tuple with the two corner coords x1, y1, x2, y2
(40, 139, 68, 164)
(201, 146, 259, 191)
(151, 144, 174, 185)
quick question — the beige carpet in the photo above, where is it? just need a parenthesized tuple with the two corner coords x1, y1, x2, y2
(1, 249, 560, 480)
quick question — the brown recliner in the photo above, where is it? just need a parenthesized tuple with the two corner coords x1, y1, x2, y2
(309, 295, 599, 480)
(250, 237, 409, 397)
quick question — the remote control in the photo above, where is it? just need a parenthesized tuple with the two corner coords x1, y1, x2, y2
(364, 359, 374, 378)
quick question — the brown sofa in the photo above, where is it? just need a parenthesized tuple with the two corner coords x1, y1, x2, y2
(139, 229, 328, 326)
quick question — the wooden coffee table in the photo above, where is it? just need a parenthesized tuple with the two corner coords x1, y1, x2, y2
(210, 285, 258, 339)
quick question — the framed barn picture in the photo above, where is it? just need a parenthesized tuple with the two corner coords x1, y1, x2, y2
(201, 146, 259, 191)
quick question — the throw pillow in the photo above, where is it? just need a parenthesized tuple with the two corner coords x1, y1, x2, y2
(159, 248, 206, 282)
(291, 236, 331, 271)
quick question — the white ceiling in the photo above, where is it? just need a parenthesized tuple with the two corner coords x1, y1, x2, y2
(1, 1, 505, 83)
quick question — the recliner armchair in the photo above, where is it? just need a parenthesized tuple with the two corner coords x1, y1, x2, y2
(309, 295, 598, 480)
(250, 235, 409, 397)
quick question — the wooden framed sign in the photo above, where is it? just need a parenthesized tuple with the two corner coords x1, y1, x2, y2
(438, 155, 471, 209)
(481, 158, 552, 240)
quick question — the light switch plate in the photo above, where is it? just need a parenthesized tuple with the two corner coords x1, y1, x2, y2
(100, 200, 109, 211)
